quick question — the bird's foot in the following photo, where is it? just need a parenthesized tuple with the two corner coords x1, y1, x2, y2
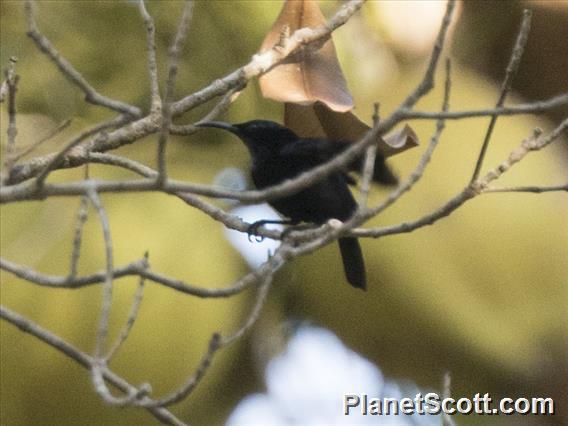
(247, 219, 299, 243)
(247, 221, 266, 242)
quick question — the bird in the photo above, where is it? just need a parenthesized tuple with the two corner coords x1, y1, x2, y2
(196, 120, 397, 290)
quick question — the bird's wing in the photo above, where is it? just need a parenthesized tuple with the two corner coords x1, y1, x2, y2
(278, 138, 356, 184)
(279, 138, 347, 164)
(279, 138, 397, 185)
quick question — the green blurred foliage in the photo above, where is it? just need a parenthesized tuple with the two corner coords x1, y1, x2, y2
(1, 1, 567, 425)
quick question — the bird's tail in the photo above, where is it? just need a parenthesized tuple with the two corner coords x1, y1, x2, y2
(338, 237, 366, 290)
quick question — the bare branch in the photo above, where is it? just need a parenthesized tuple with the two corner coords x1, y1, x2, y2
(138, 0, 161, 113)
(34, 115, 128, 188)
(171, 88, 242, 136)
(0, 305, 187, 426)
(1, 256, 143, 287)
(138, 333, 221, 409)
(105, 253, 148, 361)
(470, 10, 532, 183)
(220, 275, 272, 346)
(1, 58, 20, 185)
(475, 120, 567, 187)
(484, 184, 568, 194)
(156, 1, 194, 184)
(84, 152, 280, 238)
(358, 103, 380, 208)
(12, 119, 73, 162)
(353, 120, 568, 239)
(442, 372, 456, 426)
(365, 59, 452, 220)
(138, 273, 274, 408)
(24, 1, 141, 117)
(86, 185, 137, 405)
(402, 93, 568, 120)
(1, 244, 286, 298)
(68, 194, 89, 279)
(398, 0, 455, 110)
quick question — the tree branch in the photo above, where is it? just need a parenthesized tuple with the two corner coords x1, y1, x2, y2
(156, 1, 194, 185)
(138, 0, 161, 113)
(1, 58, 20, 185)
(0, 305, 187, 426)
(470, 9, 532, 183)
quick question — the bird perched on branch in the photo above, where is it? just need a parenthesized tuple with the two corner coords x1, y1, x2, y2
(196, 120, 397, 290)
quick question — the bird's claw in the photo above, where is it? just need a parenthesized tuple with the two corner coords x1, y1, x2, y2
(247, 221, 266, 243)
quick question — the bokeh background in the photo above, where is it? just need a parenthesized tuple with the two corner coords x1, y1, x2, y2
(1, 1, 567, 425)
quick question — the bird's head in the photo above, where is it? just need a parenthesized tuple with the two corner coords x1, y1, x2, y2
(196, 120, 298, 155)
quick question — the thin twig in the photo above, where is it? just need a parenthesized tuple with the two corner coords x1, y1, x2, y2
(24, 1, 141, 117)
(399, 0, 455, 110)
(470, 10, 532, 183)
(0, 305, 187, 426)
(87, 186, 113, 358)
(442, 372, 456, 426)
(138, 0, 161, 113)
(34, 115, 126, 188)
(86, 185, 145, 406)
(403, 93, 568, 120)
(157, 0, 194, 185)
(85, 152, 277, 238)
(68, 194, 89, 279)
(171, 88, 241, 135)
(353, 120, 568, 239)
(197, 88, 240, 124)
(484, 184, 568, 193)
(12, 119, 73, 162)
(367, 59, 452, 220)
(137, 333, 221, 408)
(0, 255, 259, 297)
(358, 103, 380, 208)
(220, 275, 272, 346)
(105, 253, 148, 361)
(138, 273, 274, 408)
(2, 58, 20, 185)
(170, 89, 240, 136)
(474, 120, 567, 188)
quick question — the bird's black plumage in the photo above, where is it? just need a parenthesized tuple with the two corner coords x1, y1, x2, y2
(197, 120, 397, 290)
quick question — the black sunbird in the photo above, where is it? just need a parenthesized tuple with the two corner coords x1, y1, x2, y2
(197, 120, 397, 290)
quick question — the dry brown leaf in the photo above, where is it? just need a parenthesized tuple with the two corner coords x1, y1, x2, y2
(259, 0, 354, 112)
(260, 1, 419, 160)
(382, 124, 420, 156)
(285, 103, 419, 157)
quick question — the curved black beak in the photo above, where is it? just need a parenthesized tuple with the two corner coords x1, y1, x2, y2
(195, 121, 242, 137)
